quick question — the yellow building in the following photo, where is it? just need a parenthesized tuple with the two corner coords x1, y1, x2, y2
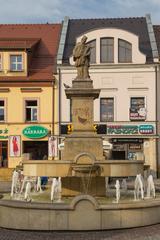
(0, 23, 61, 170)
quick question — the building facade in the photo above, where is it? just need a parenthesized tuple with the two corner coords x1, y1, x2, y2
(0, 23, 61, 169)
(57, 15, 159, 176)
(154, 25, 160, 176)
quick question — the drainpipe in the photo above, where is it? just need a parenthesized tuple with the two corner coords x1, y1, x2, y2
(58, 68, 61, 135)
(155, 65, 159, 177)
(51, 78, 54, 161)
(58, 68, 62, 159)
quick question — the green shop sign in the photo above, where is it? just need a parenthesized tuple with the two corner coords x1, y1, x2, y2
(0, 128, 8, 139)
(107, 125, 139, 135)
(23, 126, 48, 139)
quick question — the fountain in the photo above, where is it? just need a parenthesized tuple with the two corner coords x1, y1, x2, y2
(24, 181, 32, 202)
(51, 177, 62, 202)
(115, 180, 120, 203)
(1, 36, 160, 231)
(134, 174, 144, 200)
(146, 175, 156, 198)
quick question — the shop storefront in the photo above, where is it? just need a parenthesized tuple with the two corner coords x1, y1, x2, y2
(0, 124, 52, 168)
(111, 138, 143, 160)
(0, 127, 9, 167)
(22, 125, 49, 160)
(23, 141, 48, 160)
(106, 123, 157, 167)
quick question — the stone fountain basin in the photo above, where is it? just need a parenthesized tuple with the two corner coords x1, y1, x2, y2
(0, 194, 160, 230)
(23, 160, 144, 177)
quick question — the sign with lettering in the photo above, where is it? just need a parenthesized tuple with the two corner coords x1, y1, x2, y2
(23, 126, 48, 139)
(130, 108, 146, 120)
(107, 124, 155, 135)
(0, 128, 8, 139)
(107, 125, 139, 135)
(139, 125, 154, 134)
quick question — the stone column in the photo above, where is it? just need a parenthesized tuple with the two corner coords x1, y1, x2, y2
(61, 79, 104, 162)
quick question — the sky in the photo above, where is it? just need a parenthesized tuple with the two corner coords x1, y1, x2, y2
(0, 0, 160, 24)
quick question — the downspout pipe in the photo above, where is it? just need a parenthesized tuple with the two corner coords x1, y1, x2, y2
(155, 65, 159, 177)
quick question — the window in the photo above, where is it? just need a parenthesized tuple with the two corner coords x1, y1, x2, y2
(0, 142, 8, 167)
(130, 97, 146, 121)
(130, 97, 145, 111)
(100, 98, 114, 122)
(118, 39, 132, 63)
(70, 99, 72, 122)
(87, 40, 96, 64)
(100, 38, 114, 63)
(0, 55, 2, 71)
(10, 55, 23, 71)
(0, 100, 5, 121)
(25, 100, 38, 122)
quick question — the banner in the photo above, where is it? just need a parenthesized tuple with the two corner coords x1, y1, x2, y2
(9, 135, 21, 157)
(48, 136, 58, 157)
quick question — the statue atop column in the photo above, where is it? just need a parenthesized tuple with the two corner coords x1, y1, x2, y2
(73, 35, 90, 79)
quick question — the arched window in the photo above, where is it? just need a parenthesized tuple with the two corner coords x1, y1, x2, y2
(100, 37, 114, 63)
(118, 39, 132, 63)
(87, 39, 96, 64)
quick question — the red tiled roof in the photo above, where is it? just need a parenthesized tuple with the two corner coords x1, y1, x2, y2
(0, 38, 40, 49)
(0, 24, 61, 81)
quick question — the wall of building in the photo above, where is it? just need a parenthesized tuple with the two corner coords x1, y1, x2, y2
(60, 65, 156, 122)
(0, 87, 53, 168)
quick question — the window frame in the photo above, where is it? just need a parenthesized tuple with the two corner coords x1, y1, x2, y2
(10, 54, 23, 72)
(24, 99, 39, 122)
(100, 37, 114, 63)
(87, 39, 96, 64)
(0, 99, 6, 122)
(100, 97, 114, 122)
(118, 39, 132, 63)
(0, 53, 3, 71)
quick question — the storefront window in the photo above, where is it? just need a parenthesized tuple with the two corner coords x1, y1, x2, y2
(0, 141, 8, 167)
(23, 141, 48, 160)
(100, 98, 114, 122)
(25, 100, 38, 122)
(111, 139, 143, 160)
(0, 100, 5, 121)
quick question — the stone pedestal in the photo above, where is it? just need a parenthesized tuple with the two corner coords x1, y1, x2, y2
(62, 79, 104, 162)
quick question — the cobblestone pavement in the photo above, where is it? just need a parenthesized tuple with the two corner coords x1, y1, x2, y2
(1, 224, 160, 240)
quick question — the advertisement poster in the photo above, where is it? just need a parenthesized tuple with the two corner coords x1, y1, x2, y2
(129, 108, 146, 121)
(9, 135, 21, 157)
(48, 136, 58, 157)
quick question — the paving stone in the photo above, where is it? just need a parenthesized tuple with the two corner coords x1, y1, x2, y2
(0, 224, 160, 240)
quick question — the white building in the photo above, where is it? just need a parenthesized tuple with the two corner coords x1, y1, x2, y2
(56, 15, 159, 176)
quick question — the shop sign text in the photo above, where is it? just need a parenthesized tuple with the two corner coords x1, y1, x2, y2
(0, 128, 8, 139)
(107, 125, 138, 135)
(129, 108, 146, 120)
(23, 126, 48, 139)
(107, 125, 154, 135)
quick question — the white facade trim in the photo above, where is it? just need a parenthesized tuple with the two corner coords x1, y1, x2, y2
(69, 28, 146, 65)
